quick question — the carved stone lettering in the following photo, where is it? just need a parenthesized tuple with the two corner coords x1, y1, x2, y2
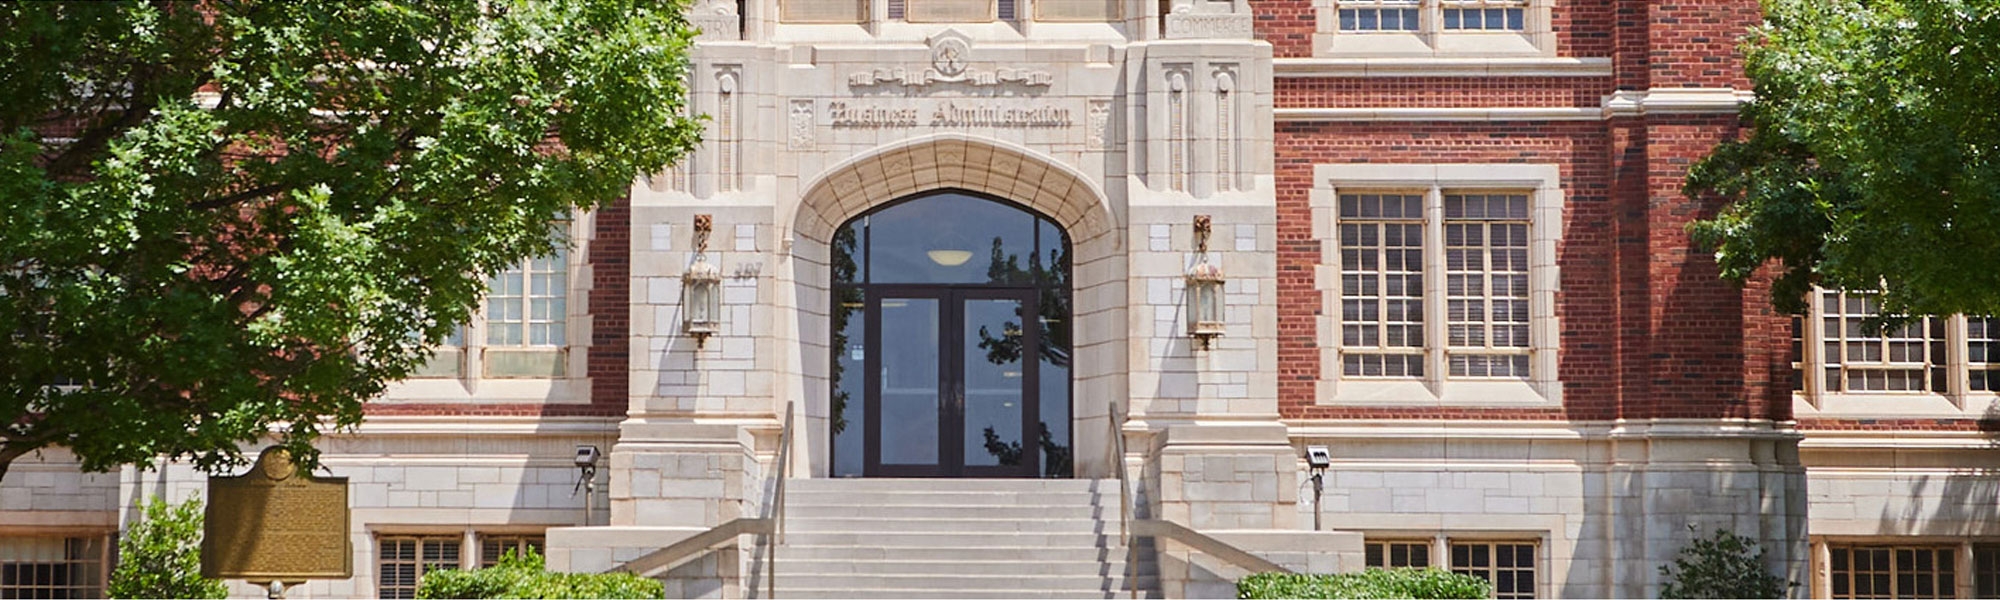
(1165, 13, 1254, 39)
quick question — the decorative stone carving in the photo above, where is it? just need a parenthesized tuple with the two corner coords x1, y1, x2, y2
(789, 99, 815, 150)
(1167, 67, 1191, 193)
(846, 29, 1054, 91)
(1214, 66, 1237, 191)
(715, 67, 741, 192)
(1086, 100, 1112, 151)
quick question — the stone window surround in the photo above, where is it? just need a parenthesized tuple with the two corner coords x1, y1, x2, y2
(1313, 163, 1562, 408)
(1358, 532, 1546, 599)
(381, 215, 594, 404)
(1810, 537, 2000, 600)
(1312, 0, 1555, 58)
(1792, 293, 2000, 419)
(371, 527, 551, 597)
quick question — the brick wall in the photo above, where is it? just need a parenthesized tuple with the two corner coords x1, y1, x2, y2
(1270, 0, 1796, 423)
(1254, 0, 1619, 59)
(1275, 121, 1615, 420)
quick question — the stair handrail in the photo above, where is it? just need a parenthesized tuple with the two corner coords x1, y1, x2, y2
(1132, 518, 1291, 575)
(768, 400, 795, 599)
(607, 516, 773, 577)
(1110, 401, 1134, 599)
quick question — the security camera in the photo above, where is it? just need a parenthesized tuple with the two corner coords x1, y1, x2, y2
(1305, 445, 1332, 470)
(574, 445, 601, 469)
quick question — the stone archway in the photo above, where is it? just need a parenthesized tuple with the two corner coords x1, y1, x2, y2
(782, 133, 1126, 479)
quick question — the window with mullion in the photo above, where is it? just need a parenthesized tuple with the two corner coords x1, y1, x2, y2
(487, 247, 567, 348)
(1340, 193, 1426, 378)
(377, 536, 462, 600)
(1338, 0, 1421, 32)
(1365, 540, 1434, 568)
(1828, 545, 1955, 599)
(479, 535, 545, 568)
(1976, 544, 2000, 598)
(1444, 194, 1530, 379)
(1441, 0, 1527, 31)
(1450, 540, 1537, 599)
(1819, 291, 1945, 393)
(1970, 317, 2000, 392)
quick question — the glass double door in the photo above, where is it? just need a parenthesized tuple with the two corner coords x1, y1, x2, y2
(867, 286, 1040, 478)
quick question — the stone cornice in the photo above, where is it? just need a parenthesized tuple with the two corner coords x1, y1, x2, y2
(1272, 56, 1613, 78)
(1274, 106, 1604, 122)
(1284, 418, 1801, 440)
(346, 415, 621, 435)
(1274, 87, 1753, 122)
(1601, 87, 1755, 118)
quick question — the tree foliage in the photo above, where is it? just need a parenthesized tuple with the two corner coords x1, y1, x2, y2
(1686, 0, 2000, 317)
(108, 496, 228, 599)
(1658, 528, 1794, 599)
(415, 548, 663, 599)
(0, 1, 701, 481)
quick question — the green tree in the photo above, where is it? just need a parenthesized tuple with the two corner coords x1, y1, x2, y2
(0, 1, 701, 482)
(108, 496, 228, 599)
(1658, 528, 1793, 599)
(1686, 0, 2000, 317)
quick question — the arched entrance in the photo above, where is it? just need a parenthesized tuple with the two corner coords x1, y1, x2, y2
(784, 133, 1125, 481)
(828, 191, 1072, 478)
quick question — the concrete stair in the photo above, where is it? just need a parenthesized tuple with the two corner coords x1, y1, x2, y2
(768, 478, 1160, 599)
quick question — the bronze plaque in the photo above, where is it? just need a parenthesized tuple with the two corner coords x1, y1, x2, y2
(202, 447, 352, 580)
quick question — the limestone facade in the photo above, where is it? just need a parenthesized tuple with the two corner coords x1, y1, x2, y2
(5, 2, 1998, 600)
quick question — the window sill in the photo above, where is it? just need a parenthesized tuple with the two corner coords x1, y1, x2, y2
(1794, 392, 2000, 419)
(381, 376, 591, 404)
(1320, 378, 1560, 408)
(1313, 31, 1549, 60)
(1274, 56, 1611, 78)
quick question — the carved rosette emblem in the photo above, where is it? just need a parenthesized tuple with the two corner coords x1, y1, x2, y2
(933, 38, 969, 77)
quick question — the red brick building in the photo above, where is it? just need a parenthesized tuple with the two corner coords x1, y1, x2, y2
(7, 2, 1996, 598)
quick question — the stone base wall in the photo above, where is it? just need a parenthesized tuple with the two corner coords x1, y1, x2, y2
(1295, 419, 1808, 599)
(546, 526, 754, 599)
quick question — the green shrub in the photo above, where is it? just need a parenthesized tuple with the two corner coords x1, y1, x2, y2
(1238, 569, 1491, 599)
(415, 548, 663, 599)
(107, 496, 228, 599)
(1658, 528, 1794, 599)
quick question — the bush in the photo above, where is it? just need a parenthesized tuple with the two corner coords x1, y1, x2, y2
(107, 496, 228, 599)
(1238, 569, 1491, 599)
(1658, 528, 1794, 599)
(416, 548, 663, 599)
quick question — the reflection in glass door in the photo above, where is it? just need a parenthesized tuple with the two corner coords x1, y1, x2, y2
(828, 190, 1072, 478)
(876, 296, 940, 469)
(861, 289, 1037, 478)
(960, 291, 1036, 477)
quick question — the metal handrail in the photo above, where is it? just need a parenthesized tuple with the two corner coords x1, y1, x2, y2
(768, 401, 795, 599)
(1132, 518, 1292, 575)
(1111, 401, 1134, 599)
(608, 517, 773, 577)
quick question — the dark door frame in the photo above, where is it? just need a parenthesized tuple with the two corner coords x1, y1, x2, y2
(862, 284, 1040, 478)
